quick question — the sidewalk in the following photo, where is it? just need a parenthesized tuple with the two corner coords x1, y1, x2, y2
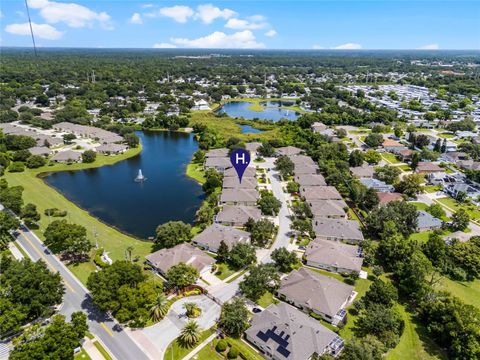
(83, 339, 108, 360)
(182, 332, 218, 360)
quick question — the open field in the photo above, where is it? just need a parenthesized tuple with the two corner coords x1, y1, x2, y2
(438, 277, 480, 309)
(4, 146, 153, 284)
(214, 262, 237, 280)
(186, 163, 206, 184)
(435, 197, 480, 221)
(381, 152, 401, 164)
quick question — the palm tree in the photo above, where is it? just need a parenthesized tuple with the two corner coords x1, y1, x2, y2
(178, 321, 200, 347)
(183, 302, 200, 318)
(149, 293, 169, 321)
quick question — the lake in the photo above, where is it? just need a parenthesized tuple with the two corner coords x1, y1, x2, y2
(218, 101, 300, 121)
(44, 131, 203, 239)
(239, 124, 264, 134)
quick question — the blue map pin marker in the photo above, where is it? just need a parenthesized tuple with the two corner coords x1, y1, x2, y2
(230, 149, 251, 183)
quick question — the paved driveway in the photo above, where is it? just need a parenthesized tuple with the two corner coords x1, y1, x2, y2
(140, 295, 220, 359)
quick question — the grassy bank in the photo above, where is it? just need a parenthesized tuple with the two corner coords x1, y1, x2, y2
(4, 146, 153, 284)
(221, 97, 307, 114)
(186, 163, 206, 184)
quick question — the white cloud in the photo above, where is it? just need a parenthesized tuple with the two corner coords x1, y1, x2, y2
(312, 44, 324, 49)
(158, 5, 194, 23)
(141, 3, 154, 9)
(171, 30, 264, 49)
(129, 13, 142, 24)
(418, 43, 439, 50)
(264, 29, 277, 37)
(225, 17, 267, 30)
(194, 4, 235, 24)
(153, 42, 177, 48)
(15, 11, 25, 17)
(27, 0, 112, 29)
(333, 43, 362, 49)
(5, 22, 63, 40)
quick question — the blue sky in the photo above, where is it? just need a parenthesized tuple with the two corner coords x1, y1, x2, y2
(1, 1, 479, 49)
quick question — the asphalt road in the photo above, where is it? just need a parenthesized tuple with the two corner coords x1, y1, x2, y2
(13, 225, 149, 360)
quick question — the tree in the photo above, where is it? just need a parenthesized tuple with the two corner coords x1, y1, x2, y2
(271, 247, 299, 272)
(0, 211, 20, 248)
(0, 185, 24, 214)
(81, 150, 97, 163)
(286, 181, 300, 193)
(425, 204, 446, 220)
(349, 150, 364, 167)
(291, 201, 312, 219)
(257, 142, 275, 157)
(340, 336, 386, 360)
(10, 313, 87, 360)
(217, 240, 229, 263)
(394, 126, 403, 138)
(44, 220, 92, 258)
(178, 321, 200, 347)
(450, 209, 470, 231)
(377, 228, 416, 271)
(440, 138, 447, 153)
(124, 132, 140, 147)
(246, 218, 276, 247)
(202, 169, 223, 194)
(150, 293, 169, 321)
(63, 133, 76, 144)
(155, 221, 192, 248)
(364, 133, 383, 148)
(395, 250, 434, 300)
(239, 263, 280, 301)
(366, 202, 418, 238)
(20, 203, 40, 227)
(258, 191, 282, 216)
(275, 155, 294, 178)
(219, 297, 250, 338)
(363, 279, 398, 308)
(229, 243, 256, 269)
(410, 152, 420, 170)
(395, 173, 424, 198)
(364, 149, 381, 165)
(374, 166, 401, 184)
(167, 263, 198, 288)
(183, 302, 201, 318)
(433, 138, 442, 153)
(26, 155, 46, 168)
(5, 135, 36, 150)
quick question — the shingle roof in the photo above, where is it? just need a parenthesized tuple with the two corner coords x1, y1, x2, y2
(416, 162, 444, 173)
(294, 174, 327, 187)
(51, 150, 82, 162)
(215, 205, 262, 225)
(145, 243, 214, 275)
(205, 148, 229, 158)
(276, 146, 303, 156)
(220, 188, 259, 203)
(224, 166, 256, 178)
(205, 157, 232, 169)
(278, 268, 354, 318)
(305, 239, 363, 273)
(300, 186, 343, 201)
(192, 223, 250, 250)
(223, 177, 257, 190)
(350, 165, 375, 178)
(294, 163, 319, 175)
(245, 302, 340, 360)
(289, 155, 316, 166)
(308, 200, 347, 218)
(417, 210, 443, 230)
(376, 192, 403, 204)
(312, 218, 364, 242)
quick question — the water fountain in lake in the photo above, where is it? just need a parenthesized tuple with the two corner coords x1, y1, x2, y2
(134, 169, 146, 182)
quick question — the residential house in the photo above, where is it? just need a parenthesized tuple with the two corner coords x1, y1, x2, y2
(294, 174, 326, 187)
(275, 146, 303, 157)
(215, 205, 262, 226)
(145, 243, 214, 277)
(224, 166, 256, 178)
(205, 157, 232, 173)
(308, 200, 347, 219)
(206, 148, 229, 158)
(51, 150, 82, 163)
(443, 151, 469, 164)
(294, 163, 319, 175)
(289, 155, 316, 167)
(350, 165, 375, 179)
(398, 148, 413, 161)
(417, 210, 443, 231)
(246, 142, 262, 157)
(219, 189, 259, 206)
(96, 143, 128, 155)
(359, 178, 395, 192)
(277, 268, 355, 325)
(382, 139, 405, 153)
(28, 146, 52, 157)
(245, 302, 344, 359)
(312, 218, 364, 243)
(376, 192, 403, 204)
(223, 177, 258, 190)
(311, 122, 327, 133)
(192, 223, 250, 253)
(300, 186, 343, 201)
(304, 239, 363, 274)
(416, 162, 444, 174)
(445, 183, 479, 198)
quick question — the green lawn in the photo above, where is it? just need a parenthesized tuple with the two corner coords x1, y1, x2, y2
(398, 164, 412, 172)
(226, 268, 248, 283)
(437, 132, 455, 139)
(435, 197, 480, 221)
(437, 277, 480, 309)
(214, 262, 237, 280)
(196, 341, 223, 360)
(256, 291, 279, 308)
(186, 163, 206, 184)
(225, 337, 264, 360)
(163, 328, 214, 360)
(409, 231, 433, 243)
(381, 152, 401, 164)
(93, 341, 113, 360)
(4, 147, 153, 285)
(386, 305, 447, 360)
(74, 349, 92, 360)
(424, 185, 442, 194)
(410, 202, 429, 211)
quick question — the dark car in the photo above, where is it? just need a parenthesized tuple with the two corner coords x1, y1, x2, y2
(252, 307, 262, 313)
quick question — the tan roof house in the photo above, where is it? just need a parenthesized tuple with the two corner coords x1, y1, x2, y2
(307, 200, 347, 219)
(277, 268, 355, 325)
(51, 150, 82, 163)
(312, 218, 364, 243)
(304, 239, 363, 274)
(350, 165, 375, 178)
(222, 176, 258, 190)
(224, 166, 256, 178)
(300, 186, 343, 201)
(219, 188, 259, 206)
(416, 162, 444, 174)
(215, 205, 262, 227)
(192, 223, 250, 253)
(294, 174, 326, 187)
(276, 146, 303, 157)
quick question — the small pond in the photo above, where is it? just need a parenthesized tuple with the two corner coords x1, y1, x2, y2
(239, 125, 264, 134)
(218, 101, 300, 122)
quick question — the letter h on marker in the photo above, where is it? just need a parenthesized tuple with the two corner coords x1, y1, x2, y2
(236, 153, 246, 164)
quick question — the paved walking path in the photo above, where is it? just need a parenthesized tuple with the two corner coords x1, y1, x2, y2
(182, 332, 218, 360)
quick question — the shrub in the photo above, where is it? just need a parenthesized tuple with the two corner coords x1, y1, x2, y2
(227, 347, 239, 359)
(44, 208, 68, 217)
(216, 339, 228, 353)
(8, 162, 25, 172)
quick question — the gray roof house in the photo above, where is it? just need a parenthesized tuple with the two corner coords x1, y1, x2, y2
(359, 178, 395, 193)
(304, 239, 363, 274)
(294, 163, 319, 175)
(28, 146, 52, 157)
(223, 176, 258, 190)
(276, 146, 303, 157)
(205, 157, 232, 173)
(350, 165, 375, 178)
(224, 166, 256, 178)
(246, 142, 262, 155)
(245, 302, 344, 360)
(145, 243, 214, 277)
(417, 210, 443, 231)
(311, 122, 327, 133)
(277, 268, 355, 325)
(205, 148, 229, 158)
(294, 174, 326, 187)
(192, 223, 250, 253)
(219, 188, 259, 206)
(312, 218, 364, 243)
(96, 143, 128, 155)
(289, 155, 316, 167)
(308, 200, 347, 219)
(215, 205, 262, 226)
(300, 186, 343, 201)
(51, 150, 82, 163)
